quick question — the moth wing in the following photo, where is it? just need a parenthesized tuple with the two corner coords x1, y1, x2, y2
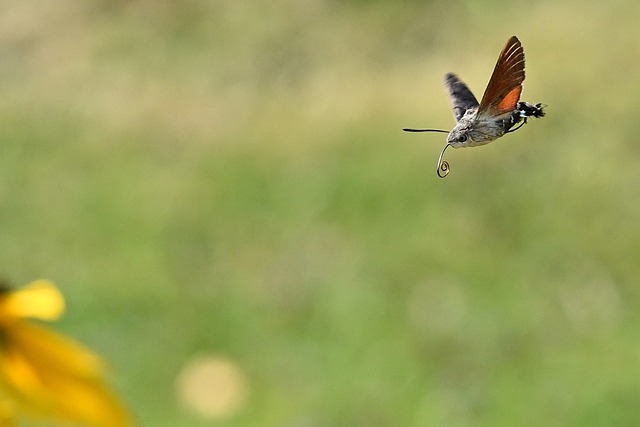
(478, 36, 525, 119)
(444, 73, 479, 122)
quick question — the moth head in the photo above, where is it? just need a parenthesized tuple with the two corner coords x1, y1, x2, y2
(447, 128, 469, 146)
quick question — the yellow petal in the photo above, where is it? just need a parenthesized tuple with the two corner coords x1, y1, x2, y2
(37, 372, 133, 427)
(0, 322, 132, 426)
(0, 399, 16, 427)
(5, 320, 105, 379)
(0, 280, 64, 321)
(0, 344, 53, 416)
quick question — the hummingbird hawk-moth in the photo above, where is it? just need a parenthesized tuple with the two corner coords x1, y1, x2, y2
(404, 36, 544, 178)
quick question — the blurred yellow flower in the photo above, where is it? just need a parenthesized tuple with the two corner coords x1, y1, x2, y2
(0, 280, 132, 426)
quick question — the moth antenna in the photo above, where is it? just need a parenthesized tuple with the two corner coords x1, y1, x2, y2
(403, 128, 449, 133)
(436, 143, 452, 178)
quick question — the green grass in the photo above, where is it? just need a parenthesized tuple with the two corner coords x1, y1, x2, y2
(3, 0, 640, 425)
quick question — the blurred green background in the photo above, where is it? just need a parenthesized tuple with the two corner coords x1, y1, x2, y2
(2, 0, 640, 425)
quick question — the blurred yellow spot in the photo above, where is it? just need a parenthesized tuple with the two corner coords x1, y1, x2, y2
(176, 356, 249, 420)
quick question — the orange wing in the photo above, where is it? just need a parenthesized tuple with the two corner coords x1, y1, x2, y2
(478, 36, 525, 117)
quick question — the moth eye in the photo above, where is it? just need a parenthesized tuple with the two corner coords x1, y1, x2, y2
(458, 135, 467, 142)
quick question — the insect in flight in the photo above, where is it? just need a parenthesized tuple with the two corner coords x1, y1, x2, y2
(404, 36, 545, 178)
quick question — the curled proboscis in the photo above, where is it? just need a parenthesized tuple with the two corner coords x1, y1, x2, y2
(437, 160, 450, 178)
(436, 144, 451, 178)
